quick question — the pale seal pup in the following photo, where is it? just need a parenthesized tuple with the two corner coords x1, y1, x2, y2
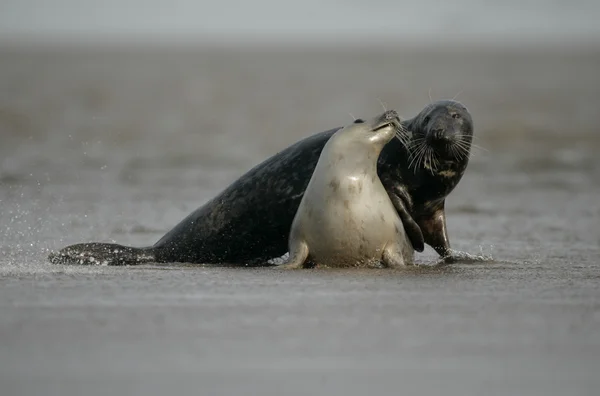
(280, 110, 413, 269)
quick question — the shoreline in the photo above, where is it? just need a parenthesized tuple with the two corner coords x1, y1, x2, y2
(1, 36, 600, 55)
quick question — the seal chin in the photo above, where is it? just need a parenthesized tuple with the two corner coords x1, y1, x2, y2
(365, 110, 401, 145)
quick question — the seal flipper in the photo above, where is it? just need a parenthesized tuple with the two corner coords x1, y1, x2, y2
(387, 192, 425, 252)
(48, 242, 156, 266)
(416, 201, 453, 261)
(279, 239, 309, 269)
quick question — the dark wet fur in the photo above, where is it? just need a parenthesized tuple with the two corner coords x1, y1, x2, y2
(49, 100, 473, 266)
(379, 100, 474, 259)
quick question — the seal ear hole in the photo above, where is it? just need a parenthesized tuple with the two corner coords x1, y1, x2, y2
(354, 119, 365, 124)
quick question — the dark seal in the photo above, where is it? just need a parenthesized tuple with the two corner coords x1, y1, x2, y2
(48, 99, 473, 266)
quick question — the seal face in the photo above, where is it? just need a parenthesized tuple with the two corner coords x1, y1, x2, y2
(281, 110, 413, 269)
(48, 100, 473, 266)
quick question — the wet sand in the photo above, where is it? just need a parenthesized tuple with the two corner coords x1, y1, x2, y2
(1, 43, 599, 395)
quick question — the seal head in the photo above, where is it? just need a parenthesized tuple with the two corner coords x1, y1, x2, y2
(417, 100, 473, 162)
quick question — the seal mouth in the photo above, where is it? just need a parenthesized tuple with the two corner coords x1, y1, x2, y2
(372, 115, 401, 132)
(427, 136, 453, 151)
(372, 122, 394, 132)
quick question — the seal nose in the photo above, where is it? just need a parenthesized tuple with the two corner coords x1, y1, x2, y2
(383, 110, 399, 121)
(427, 127, 448, 146)
(432, 128, 445, 140)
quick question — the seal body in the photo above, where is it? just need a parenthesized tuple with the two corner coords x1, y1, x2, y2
(48, 100, 473, 266)
(281, 110, 413, 269)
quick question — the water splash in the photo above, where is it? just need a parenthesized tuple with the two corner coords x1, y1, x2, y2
(436, 246, 496, 265)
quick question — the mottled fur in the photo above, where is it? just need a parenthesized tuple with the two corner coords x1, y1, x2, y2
(281, 110, 413, 269)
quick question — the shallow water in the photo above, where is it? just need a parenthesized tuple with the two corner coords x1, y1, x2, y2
(1, 44, 599, 395)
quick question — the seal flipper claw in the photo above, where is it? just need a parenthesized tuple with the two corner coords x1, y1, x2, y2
(48, 242, 156, 266)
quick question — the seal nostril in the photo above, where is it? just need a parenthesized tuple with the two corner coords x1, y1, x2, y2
(433, 128, 445, 139)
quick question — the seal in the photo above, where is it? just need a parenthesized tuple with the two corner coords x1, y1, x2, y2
(48, 99, 473, 266)
(280, 110, 413, 269)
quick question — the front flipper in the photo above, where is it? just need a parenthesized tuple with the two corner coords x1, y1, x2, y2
(387, 192, 424, 252)
(416, 201, 454, 262)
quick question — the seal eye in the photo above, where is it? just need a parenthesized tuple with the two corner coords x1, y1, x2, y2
(354, 119, 365, 124)
(451, 113, 461, 119)
(423, 116, 431, 124)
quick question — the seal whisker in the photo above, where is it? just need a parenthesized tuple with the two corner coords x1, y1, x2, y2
(394, 128, 408, 139)
(428, 146, 440, 174)
(428, 88, 433, 104)
(410, 139, 427, 158)
(448, 144, 458, 160)
(394, 124, 408, 137)
(449, 145, 460, 161)
(466, 142, 487, 152)
(394, 126, 412, 151)
(454, 139, 481, 155)
(417, 144, 430, 173)
(451, 142, 470, 159)
(455, 133, 479, 139)
(348, 112, 356, 121)
(452, 90, 463, 101)
(426, 147, 434, 173)
(454, 142, 477, 161)
(407, 145, 422, 171)
(408, 142, 427, 173)
(377, 98, 387, 112)
(453, 136, 475, 147)
(457, 145, 468, 160)
(455, 134, 484, 148)
(450, 144, 465, 161)
(395, 134, 410, 151)
(413, 149, 424, 173)
(395, 122, 409, 134)
(410, 138, 429, 164)
(454, 140, 472, 151)
(410, 137, 427, 147)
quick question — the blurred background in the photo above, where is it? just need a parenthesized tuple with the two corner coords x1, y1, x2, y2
(2, 0, 600, 45)
(1, 2, 600, 396)
(1, 0, 599, 258)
